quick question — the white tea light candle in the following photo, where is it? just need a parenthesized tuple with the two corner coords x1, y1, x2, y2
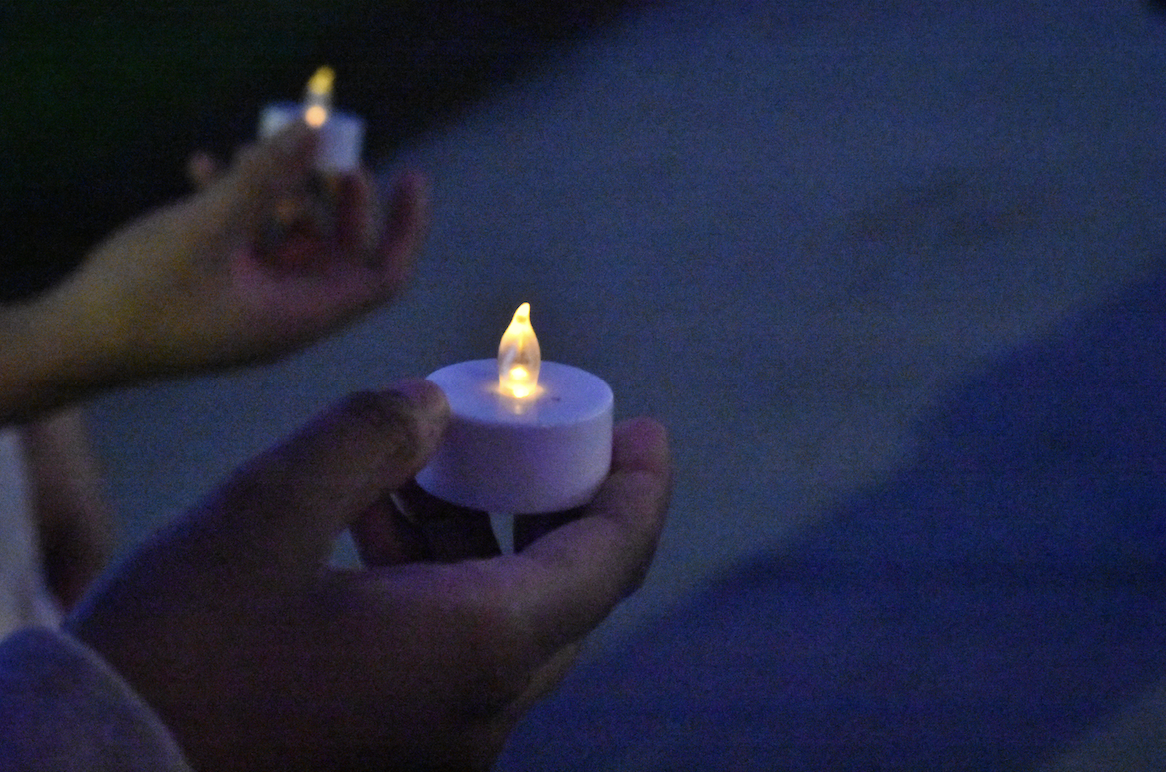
(416, 304, 614, 514)
(259, 66, 365, 172)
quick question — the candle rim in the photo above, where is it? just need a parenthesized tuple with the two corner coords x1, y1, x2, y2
(427, 359, 613, 426)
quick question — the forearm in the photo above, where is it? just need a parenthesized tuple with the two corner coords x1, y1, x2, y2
(0, 287, 124, 427)
(23, 409, 114, 609)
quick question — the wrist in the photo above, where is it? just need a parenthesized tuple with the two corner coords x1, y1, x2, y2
(0, 282, 127, 425)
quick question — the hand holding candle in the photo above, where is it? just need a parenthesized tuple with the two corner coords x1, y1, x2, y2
(8, 73, 429, 419)
(64, 384, 670, 771)
(416, 304, 614, 514)
(252, 67, 378, 264)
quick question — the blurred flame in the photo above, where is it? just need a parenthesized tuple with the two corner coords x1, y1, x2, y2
(303, 66, 334, 128)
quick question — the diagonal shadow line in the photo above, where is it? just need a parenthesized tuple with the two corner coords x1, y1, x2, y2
(499, 259, 1166, 771)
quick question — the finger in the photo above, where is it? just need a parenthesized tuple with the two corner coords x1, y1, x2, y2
(478, 640, 583, 751)
(511, 641, 582, 713)
(198, 122, 318, 237)
(513, 507, 585, 554)
(351, 481, 499, 567)
(333, 170, 380, 263)
(185, 151, 222, 191)
(350, 491, 431, 566)
(368, 170, 430, 289)
(199, 380, 449, 574)
(267, 169, 426, 308)
(391, 482, 501, 563)
(502, 418, 671, 658)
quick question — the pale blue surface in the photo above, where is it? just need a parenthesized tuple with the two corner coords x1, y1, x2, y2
(497, 266, 1166, 770)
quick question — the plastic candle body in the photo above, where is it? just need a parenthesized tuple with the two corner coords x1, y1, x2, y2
(416, 306, 614, 514)
(259, 66, 364, 172)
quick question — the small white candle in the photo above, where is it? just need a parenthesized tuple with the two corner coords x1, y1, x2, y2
(259, 66, 364, 171)
(416, 304, 614, 514)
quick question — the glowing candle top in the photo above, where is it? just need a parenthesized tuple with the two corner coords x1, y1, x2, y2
(418, 301, 613, 513)
(497, 303, 541, 399)
(303, 66, 335, 128)
(259, 66, 364, 172)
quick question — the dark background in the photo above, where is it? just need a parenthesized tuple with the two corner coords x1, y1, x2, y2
(0, 0, 640, 298)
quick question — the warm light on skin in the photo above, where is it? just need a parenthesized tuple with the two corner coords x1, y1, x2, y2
(303, 66, 334, 128)
(498, 303, 541, 399)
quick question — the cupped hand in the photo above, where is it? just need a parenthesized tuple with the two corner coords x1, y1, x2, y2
(50, 123, 429, 383)
(65, 381, 670, 771)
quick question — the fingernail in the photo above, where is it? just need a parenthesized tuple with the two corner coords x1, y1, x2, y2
(389, 380, 449, 454)
(389, 379, 449, 420)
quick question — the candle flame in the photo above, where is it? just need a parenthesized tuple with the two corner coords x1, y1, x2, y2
(498, 303, 541, 399)
(307, 66, 335, 96)
(303, 66, 334, 128)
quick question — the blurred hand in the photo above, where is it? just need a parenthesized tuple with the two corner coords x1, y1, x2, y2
(44, 122, 428, 385)
(65, 381, 670, 771)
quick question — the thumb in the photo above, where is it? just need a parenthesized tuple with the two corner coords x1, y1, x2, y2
(193, 380, 449, 576)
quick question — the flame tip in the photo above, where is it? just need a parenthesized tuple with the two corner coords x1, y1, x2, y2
(498, 302, 541, 399)
(307, 66, 335, 95)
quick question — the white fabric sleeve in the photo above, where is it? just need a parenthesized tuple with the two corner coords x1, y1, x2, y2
(0, 627, 193, 772)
